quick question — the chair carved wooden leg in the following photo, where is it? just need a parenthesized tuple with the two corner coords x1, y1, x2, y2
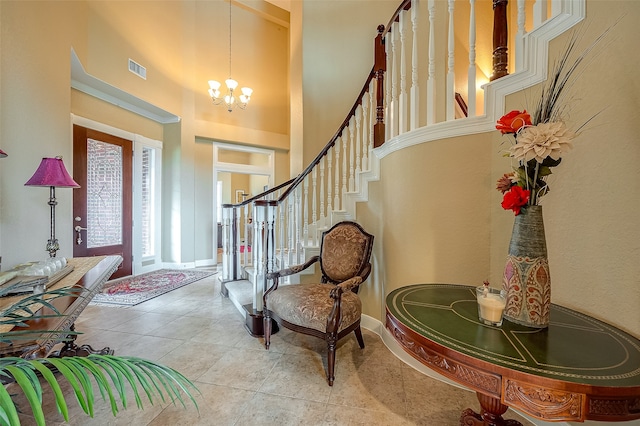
(263, 312, 272, 350)
(326, 334, 337, 386)
(354, 326, 365, 349)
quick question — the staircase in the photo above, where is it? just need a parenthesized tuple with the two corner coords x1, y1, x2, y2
(220, 0, 586, 336)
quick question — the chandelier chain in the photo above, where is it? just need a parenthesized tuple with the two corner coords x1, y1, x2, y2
(206, 0, 252, 112)
(228, 0, 232, 78)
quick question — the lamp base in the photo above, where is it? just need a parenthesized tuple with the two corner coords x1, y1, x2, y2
(46, 238, 59, 258)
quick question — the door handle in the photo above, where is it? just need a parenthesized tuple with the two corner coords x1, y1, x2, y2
(75, 226, 87, 245)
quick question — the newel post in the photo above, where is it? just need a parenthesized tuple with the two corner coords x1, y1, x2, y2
(491, 0, 509, 81)
(219, 204, 234, 296)
(373, 24, 386, 148)
(253, 200, 277, 313)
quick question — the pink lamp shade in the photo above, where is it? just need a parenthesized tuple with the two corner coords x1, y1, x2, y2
(0, 149, 7, 158)
(24, 156, 80, 188)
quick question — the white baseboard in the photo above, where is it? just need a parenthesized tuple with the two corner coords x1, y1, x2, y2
(162, 262, 196, 269)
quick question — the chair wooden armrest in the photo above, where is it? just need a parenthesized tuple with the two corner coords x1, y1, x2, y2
(266, 255, 319, 281)
(330, 275, 364, 299)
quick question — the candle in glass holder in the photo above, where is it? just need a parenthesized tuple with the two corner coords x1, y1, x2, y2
(476, 286, 506, 326)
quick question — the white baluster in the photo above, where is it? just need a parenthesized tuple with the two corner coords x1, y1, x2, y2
(334, 138, 341, 210)
(410, 0, 420, 130)
(288, 194, 294, 266)
(265, 201, 277, 291)
(348, 117, 355, 192)
(515, 0, 526, 72)
(252, 203, 265, 312)
(446, 0, 456, 121)
(467, 0, 477, 117)
(278, 202, 285, 272)
(534, 0, 549, 27)
(385, 31, 392, 141)
(361, 92, 369, 171)
(319, 155, 325, 223)
(243, 204, 249, 267)
(295, 185, 303, 263)
(390, 27, 399, 137)
(327, 150, 333, 215)
(427, 0, 436, 125)
(355, 106, 362, 190)
(341, 133, 348, 207)
(399, 10, 408, 134)
(312, 166, 318, 245)
(221, 206, 230, 281)
(303, 175, 309, 245)
(368, 80, 375, 169)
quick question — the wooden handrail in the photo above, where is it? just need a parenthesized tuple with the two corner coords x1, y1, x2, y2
(243, 0, 512, 206)
(225, 177, 296, 209)
(381, 0, 412, 39)
(276, 70, 376, 204)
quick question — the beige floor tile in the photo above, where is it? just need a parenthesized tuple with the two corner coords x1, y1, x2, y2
(259, 352, 333, 402)
(322, 404, 415, 426)
(328, 355, 406, 413)
(115, 334, 183, 360)
(157, 341, 230, 381)
(109, 311, 182, 335)
(147, 314, 214, 340)
(234, 392, 327, 426)
(148, 382, 254, 426)
(189, 319, 250, 347)
(197, 346, 283, 391)
(75, 305, 145, 331)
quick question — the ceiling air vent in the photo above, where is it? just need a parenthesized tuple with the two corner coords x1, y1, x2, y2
(128, 58, 147, 80)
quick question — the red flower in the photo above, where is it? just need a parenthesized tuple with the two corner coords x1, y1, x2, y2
(496, 110, 532, 134)
(501, 186, 530, 215)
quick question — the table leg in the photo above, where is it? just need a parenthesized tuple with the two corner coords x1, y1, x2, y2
(50, 324, 114, 357)
(460, 392, 523, 426)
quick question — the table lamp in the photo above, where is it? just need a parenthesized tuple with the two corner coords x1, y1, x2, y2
(25, 156, 80, 257)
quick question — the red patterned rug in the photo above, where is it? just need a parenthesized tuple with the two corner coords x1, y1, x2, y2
(90, 269, 216, 306)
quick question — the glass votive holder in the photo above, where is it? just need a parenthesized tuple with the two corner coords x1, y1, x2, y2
(476, 286, 507, 327)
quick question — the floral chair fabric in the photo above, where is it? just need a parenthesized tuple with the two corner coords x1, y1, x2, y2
(263, 221, 374, 386)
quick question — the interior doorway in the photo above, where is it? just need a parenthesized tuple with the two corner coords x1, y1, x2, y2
(213, 143, 275, 264)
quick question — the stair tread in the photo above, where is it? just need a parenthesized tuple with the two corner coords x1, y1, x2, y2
(225, 279, 253, 306)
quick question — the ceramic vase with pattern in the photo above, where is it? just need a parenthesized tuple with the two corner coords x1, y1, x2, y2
(502, 205, 551, 328)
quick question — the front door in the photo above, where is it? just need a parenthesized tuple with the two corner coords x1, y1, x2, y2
(72, 125, 133, 278)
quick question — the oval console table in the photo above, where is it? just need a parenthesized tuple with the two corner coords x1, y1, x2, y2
(385, 284, 640, 425)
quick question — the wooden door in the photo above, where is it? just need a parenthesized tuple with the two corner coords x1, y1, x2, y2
(72, 125, 133, 279)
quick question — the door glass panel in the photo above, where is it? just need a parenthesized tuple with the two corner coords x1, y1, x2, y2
(141, 147, 154, 257)
(86, 138, 123, 248)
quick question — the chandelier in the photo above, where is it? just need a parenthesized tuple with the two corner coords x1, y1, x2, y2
(208, 1, 253, 112)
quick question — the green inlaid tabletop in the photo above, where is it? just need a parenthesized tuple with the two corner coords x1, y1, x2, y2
(386, 284, 640, 387)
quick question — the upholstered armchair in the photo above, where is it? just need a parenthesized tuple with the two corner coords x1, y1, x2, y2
(263, 221, 374, 386)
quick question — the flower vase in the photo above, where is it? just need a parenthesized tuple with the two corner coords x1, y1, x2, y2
(502, 205, 551, 328)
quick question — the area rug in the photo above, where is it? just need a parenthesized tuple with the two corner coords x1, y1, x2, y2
(90, 269, 216, 307)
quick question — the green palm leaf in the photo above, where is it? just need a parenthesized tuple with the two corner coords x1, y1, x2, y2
(0, 282, 199, 424)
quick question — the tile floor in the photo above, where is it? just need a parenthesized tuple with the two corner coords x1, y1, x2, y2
(12, 271, 534, 425)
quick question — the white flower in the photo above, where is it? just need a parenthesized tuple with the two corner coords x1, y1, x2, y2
(510, 122, 574, 163)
